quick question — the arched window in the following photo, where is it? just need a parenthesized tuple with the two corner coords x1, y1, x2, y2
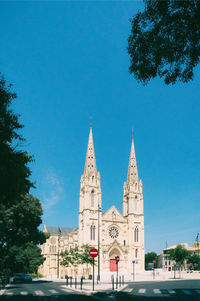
(136, 228, 139, 242)
(134, 196, 137, 212)
(90, 225, 93, 240)
(134, 227, 139, 242)
(135, 183, 137, 191)
(135, 249, 138, 258)
(127, 197, 129, 215)
(91, 190, 94, 207)
(90, 225, 95, 240)
(93, 225, 95, 240)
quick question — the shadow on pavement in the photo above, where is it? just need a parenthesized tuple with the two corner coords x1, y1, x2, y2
(115, 291, 200, 301)
(0, 294, 95, 301)
(12, 281, 52, 285)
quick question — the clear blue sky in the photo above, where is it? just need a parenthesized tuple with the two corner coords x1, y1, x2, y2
(1, 1, 200, 254)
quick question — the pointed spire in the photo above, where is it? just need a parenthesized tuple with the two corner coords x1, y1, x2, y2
(127, 136, 138, 183)
(84, 125, 97, 176)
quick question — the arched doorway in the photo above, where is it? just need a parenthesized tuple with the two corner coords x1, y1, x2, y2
(109, 248, 121, 272)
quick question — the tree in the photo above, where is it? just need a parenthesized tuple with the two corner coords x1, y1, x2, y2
(145, 252, 157, 270)
(128, 1, 200, 85)
(79, 244, 94, 266)
(60, 247, 81, 268)
(168, 244, 191, 278)
(60, 244, 94, 278)
(187, 254, 200, 270)
(0, 74, 47, 276)
(4, 243, 45, 275)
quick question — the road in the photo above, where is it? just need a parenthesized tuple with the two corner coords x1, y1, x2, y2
(0, 280, 95, 300)
(1, 279, 200, 301)
(115, 279, 200, 300)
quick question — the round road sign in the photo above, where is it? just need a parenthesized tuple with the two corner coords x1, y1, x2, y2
(89, 248, 98, 258)
(115, 256, 120, 262)
(153, 260, 156, 263)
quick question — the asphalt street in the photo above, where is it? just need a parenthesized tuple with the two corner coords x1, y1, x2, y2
(115, 279, 200, 301)
(1, 279, 200, 301)
(0, 280, 94, 301)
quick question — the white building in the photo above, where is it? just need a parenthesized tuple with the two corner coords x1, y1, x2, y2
(39, 127, 145, 278)
(157, 243, 200, 271)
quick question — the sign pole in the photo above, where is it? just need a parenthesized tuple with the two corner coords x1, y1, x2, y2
(153, 260, 156, 280)
(117, 261, 118, 280)
(93, 257, 94, 291)
(89, 248, 98, 291)
(132, 260, 135, 281)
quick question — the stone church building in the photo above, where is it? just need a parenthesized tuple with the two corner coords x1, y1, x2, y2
(39, 127, 144, 278)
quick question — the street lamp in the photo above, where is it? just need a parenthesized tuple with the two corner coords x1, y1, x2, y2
(57, 227, 61, 279)
(97, 203, 101, 282)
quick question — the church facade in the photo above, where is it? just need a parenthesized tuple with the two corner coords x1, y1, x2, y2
(39, 127, 144, 278)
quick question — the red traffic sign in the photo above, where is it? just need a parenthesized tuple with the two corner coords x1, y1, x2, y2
(89, 248, 98, 258)
(153, 260, 156, 263)
(115, 256, 120, 262)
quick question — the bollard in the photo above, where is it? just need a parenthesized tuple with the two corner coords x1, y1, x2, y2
(80, 276, 83, 290)
(70, 277, 72, 287)
(111, 275, 114, 291)
(119, 276, 121, 287)
(122, 275, 124, 285)
(116, 276, 118, 289)
(75, 277, 77, 288)
(65, 275, 69, 286)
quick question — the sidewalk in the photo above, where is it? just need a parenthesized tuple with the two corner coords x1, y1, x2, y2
(37, 270, 200, 295)
(61, 280, 126, 295)
(36, 277, 126, 295)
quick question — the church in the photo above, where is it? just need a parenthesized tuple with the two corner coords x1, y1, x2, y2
(39, 127, 145, 278)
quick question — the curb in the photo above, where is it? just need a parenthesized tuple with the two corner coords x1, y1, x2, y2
(61, 284, 128, 295)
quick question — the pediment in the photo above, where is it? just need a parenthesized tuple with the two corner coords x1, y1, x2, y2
(106, 240, 125, 257)
(102, 206, 125, 222)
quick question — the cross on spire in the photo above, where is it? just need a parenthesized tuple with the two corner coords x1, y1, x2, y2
(127, 136, 138, 183)
(84, 126, 97, 176)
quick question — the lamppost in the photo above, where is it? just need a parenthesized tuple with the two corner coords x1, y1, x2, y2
(57, 227, 61, 279)
(97, 203, 101, 282)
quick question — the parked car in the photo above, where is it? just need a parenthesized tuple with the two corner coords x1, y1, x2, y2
(13, 273, 32, 283)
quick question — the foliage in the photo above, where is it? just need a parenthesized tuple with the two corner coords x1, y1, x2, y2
(29, 272, 43, 278)
(79, 244, 95, 266)
(60, 244, 95, 268)
(60, 247, 81, 267)
(187, 253, 200, 270)
(145, 252, 157, 269)
(128, 0, 200, 85)
(0, 74, 47, 275)
(4, 243, 45, 274)
(168, 244, 191, 268)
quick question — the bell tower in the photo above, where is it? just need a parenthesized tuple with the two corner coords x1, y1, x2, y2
(78, 126, 102, 247)
(123, 137, 143, 216)
(122, 136, 144, 270)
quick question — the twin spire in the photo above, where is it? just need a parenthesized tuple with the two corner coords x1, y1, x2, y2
(84, 126, 138, 182)
(127, 137, 138, 183)
(84, 126, 97, 176)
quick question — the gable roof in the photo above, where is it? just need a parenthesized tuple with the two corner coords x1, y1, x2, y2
(44, 225, 75, 235)
(102, 205, 126, 222)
